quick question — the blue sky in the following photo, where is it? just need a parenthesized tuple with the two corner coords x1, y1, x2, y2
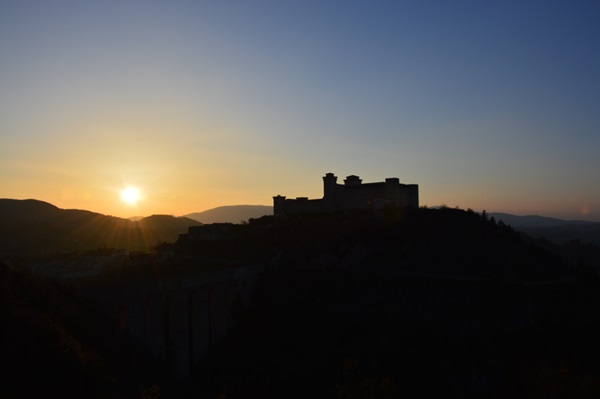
(1, 0, 599, 219)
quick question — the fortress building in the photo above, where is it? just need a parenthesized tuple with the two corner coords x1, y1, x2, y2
(273, 173, 418, 217)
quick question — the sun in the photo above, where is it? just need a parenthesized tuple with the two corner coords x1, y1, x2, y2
(120, 186, 142, 206)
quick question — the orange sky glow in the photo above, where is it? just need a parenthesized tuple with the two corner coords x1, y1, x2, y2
(1, 1, 599, 221)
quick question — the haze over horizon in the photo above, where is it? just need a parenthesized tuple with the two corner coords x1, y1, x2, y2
(2, 1, 599, 221)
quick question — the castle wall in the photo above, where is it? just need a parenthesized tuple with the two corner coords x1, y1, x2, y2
(274, 173, 419, 217)
(334, 183, 388, 210)
(407, 184, 419, 209)
(280, 198, 324, 216)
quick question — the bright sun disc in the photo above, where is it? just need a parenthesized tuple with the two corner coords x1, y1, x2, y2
(120, 186, 141, 205)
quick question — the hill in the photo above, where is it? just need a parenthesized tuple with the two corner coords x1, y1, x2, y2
(491, 212, 600, 246)
(518, 223, 600, 246)
(136, 214, 202, 244)
(0, 199, 201, 256)
(6, 206, 600, 397)
(185, 205, 272, 224)
(490, 212, 596, 228)
(177, 208, 600, 397)
(174, 207, 567, 280)
(490, 212, 574, 228)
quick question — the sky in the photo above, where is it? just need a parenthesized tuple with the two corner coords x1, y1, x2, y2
(1, 1, 599, 220)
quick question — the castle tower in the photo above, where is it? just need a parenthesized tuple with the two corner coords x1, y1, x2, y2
(385, 178, 400, 206)
(323, 173, 337, 211)
(273, 195, 286, 217)
(344, 175, 362, 186)
(408, 184, 419, 208)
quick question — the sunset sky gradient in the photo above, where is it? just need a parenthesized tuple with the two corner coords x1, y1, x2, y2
(1, 1, 599, 220)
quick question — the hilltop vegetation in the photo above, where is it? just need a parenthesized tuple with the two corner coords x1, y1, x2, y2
(173, 207, 567, 280)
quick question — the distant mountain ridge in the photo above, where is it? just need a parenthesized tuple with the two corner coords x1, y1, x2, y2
(489, 212, 594, 228)
(490, 212, 600, 246)
(185, 205, 272, 224)
(0, 199, 201, 256)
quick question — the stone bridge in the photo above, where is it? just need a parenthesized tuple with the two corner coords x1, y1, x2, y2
(83, 263, 266, 377)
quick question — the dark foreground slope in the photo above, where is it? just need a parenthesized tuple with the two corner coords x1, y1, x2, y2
(0, 262, 166, 398)
(201, 270, 600, 398)
(187, 208, 600, 398)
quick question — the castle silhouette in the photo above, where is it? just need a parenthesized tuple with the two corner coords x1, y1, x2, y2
(273, 173, 419, 217)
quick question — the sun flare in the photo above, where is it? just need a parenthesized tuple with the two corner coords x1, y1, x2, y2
(120, 186, 142, 206)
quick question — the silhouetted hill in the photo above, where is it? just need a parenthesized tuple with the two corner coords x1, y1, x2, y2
(173, 207, 565, 280)
(491, 211, 600, 246)
(0, 199, 201, 256)
(185, 205, 272, 224)
(490, 212, 572, 228)
(137, 214, 202, 244)
(182, 208, 600, 398)
(518, 223, 600, 246)
(0, 198, 61, 221)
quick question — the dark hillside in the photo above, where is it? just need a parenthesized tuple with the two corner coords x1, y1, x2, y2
(137, 214, 202, 243)
(184, 208, 600, 398)
(200, 267, 600, 398)
(489, 211, 600, 266)
(519, 222, 600, 246)
(0, 199, 201, 256)
(185, 204, 272, 224)
(0, 198, 61, 221)
(366, 208, 564, 279)
(175, 207, 564, 280)
(0, 261, 165, 398)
